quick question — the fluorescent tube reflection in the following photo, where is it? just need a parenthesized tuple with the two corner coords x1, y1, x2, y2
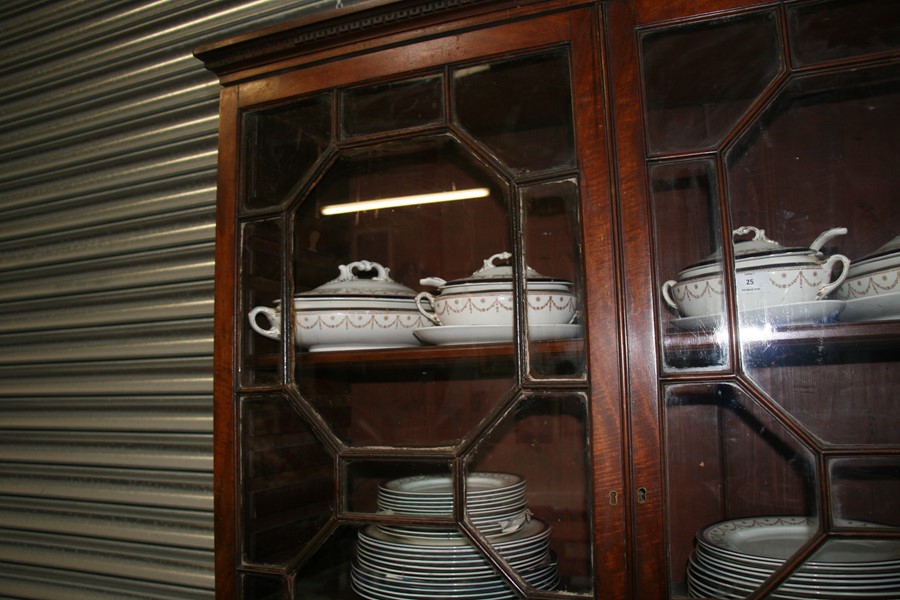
(321, 187, 490, 215)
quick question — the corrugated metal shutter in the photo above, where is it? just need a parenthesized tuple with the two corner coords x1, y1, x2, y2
(0, 1, 339, 597)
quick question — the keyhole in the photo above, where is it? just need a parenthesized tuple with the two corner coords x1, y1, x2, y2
(609, 490, 619, 506)
(637, 487, 648, 504)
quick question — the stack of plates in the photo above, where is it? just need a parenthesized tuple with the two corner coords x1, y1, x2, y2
(351, 472, 558, 600)
(687, 516, 900, 599)
(377, 473, 531, 536)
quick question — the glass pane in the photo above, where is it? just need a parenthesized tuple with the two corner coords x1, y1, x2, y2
(345, 461, 453, 517)
(727, 63, 900, 445)
(665, 383, 818, 598)
(830, 456, 900, 527)
(650, 160, 729, 371)
(242, 93, 332, 212)
(291, 134, 516, 446)
(241, 218, 284, 388)
(788, 0, 900, 67)
(453, 49, 575, 174)
(240, 394, 334, 567)
(522, 180, 586, 379)
(641, 10, 782, 154)
(469, 393, 593, 596)
(341, 74, 444, 138)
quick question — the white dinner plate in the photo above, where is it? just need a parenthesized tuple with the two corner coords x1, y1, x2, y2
(381, 472, 524, 495)
(689, 562, 900, 599)
(839, 291, 900, 322)
(690, 553, 900, 593)
(414, 323, 581, 345)
(358, 518, 549, 552)
(698, 516, 900, 567)
(693, 545, 900, 583)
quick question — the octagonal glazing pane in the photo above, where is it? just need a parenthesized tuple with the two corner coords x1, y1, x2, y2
(726, 63, 900, 446)
(664, 383, 818, 598)
(290, 134, 516, 447)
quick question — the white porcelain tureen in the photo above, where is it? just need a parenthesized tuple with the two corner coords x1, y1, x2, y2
(836, 234, 900, 300)
(661, 226, 851, 318)
(248, 260, 432, 351)
(415, 251, 577, 327)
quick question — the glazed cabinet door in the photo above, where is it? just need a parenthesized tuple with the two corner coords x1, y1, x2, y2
(204, 4, 625, 599)
(633, 1, 900, 598)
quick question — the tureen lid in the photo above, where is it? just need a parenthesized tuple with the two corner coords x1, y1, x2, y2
(679, 226, 847, 277)
(707, 226, 815, 261)
(297, 260, 417, 299)
(419, 251, 572, 290)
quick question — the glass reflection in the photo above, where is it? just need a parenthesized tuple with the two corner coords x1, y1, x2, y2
(290, 134, 517, 447)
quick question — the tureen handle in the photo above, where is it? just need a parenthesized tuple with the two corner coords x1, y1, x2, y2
(247, 306, 282, 341)
(476, 251, 513, 273)
(732, 226, 774, 243)
(809, 227, 848, 252)
(336, 260, 393, 282)
(414, 292, 442, 326)
(816, 254, 851, 300)
(660, 280, 680, 312)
